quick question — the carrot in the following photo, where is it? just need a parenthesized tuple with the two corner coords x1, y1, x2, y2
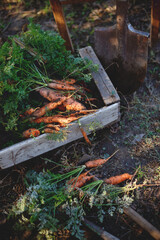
(104, 173, 133, 185)
(51, 78, 76, 85)
(71, 175, 94, 189)
(45, 124, 60, 131)
(85, 158, 109, 168)
(24, 108, 36, 116)
(48, 82, 77, 91)
(31, 98, 67, 118)
(43, 128, 61, 134)
(37, 87, 67, 102)
(62, 98, 86, 111)
(80, 127, 91, 146)
(43, 128, 54, 134)
(68, 170, 91, 185)
(85, 150, 119, 168)
(31, 115, 80, 125)
(22, 128, 40, 138)
(65, 78, 76, 84)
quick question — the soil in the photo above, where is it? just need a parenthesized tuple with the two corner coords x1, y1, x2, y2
(0, 0, 160, 239)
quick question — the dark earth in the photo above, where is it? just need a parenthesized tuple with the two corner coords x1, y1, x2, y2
(0, 0, 160, 239)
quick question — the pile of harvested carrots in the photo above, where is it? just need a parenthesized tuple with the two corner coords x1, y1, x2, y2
(68, 150, 133, 189)
(22, 78, 97, 139)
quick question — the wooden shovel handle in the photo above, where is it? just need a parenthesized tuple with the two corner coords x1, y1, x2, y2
(124, 207, 160, 240)
(116, 0, 128, 30)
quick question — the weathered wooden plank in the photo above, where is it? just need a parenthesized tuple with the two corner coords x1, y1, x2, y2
(49, 0, 74, 52)
(0, 103, 120, 169)
(150, 0, 160, 46)
(60, 0, 96, 5)
(124, 207, 160, 240)
(79, 46, 120, 106)
(84, 219, 120, 240)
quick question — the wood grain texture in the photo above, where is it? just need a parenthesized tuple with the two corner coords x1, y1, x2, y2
(84, 219, 120, 240)
(79, 46, 120, 105)
(124, 207, 160, 240)
(0, 103, 120, 169)
(49, 0, 74, 52)
(150, 0, 160, 46)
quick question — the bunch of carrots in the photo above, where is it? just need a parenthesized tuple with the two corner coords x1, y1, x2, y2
(21, 78, 97, 139)
(68, 150, 133, 189)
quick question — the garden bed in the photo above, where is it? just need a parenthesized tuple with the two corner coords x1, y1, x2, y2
(0, 46, 120, 169)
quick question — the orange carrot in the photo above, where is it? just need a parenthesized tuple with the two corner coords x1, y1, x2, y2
(66, 78, 76, 84)
(85, 150, 119, 168)
(45, 124, 60, 131)
(51, 78, 76, 85)
(43, 128, 61, 134)
(31, 98, 67, 118)
(22, 128, 40, 138)
(31, 115, 80, 125)
(104, 173, 133, 185)
(62, 98, 86, 111)
(71, 175, 94, 189)
(24, 108, 36, 116)
(80, 127, 91, 146)
(85, 158, 109, 168)
(43, 128, 54, 134)
(48, 82, 77, 91)
(37, 88, 67, 102)
(68, 170, 91, 185)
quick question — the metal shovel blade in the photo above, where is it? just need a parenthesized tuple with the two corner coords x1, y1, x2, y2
(94, 0, 149, 94)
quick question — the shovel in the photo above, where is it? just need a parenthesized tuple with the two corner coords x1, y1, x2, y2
(94, 0, 149, 95)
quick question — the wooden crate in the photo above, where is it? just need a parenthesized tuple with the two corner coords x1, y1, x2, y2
(0, 46, 120, 169)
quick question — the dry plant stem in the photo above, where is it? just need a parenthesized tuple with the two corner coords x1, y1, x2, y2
(13, 38, 45, 63)
(124, 207, 160, 240)
(83, 219, 120, 240)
